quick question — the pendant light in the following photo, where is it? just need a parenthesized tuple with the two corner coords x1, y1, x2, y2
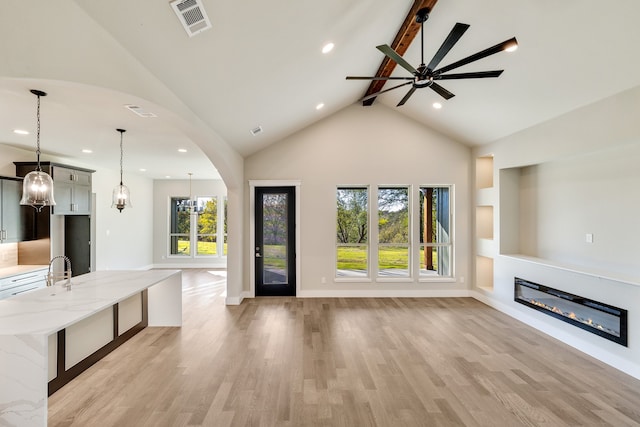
(177, 173, 201, 215)
(20, 89, 56, 212)
(112, 128, 132, 212)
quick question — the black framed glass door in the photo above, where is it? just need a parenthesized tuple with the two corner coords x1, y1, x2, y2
(255, 186, 296, 296)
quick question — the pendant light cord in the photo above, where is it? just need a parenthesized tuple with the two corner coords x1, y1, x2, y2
(119, 133, 124, 185)
(118, 129, 126, 186)
(35, 94, 42, 172)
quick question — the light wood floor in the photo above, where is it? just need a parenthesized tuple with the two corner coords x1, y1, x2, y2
(48, 269, 640, 426)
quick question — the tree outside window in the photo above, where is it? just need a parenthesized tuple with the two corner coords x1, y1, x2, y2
(197, 197, 217, 255)
(378, 187, 410, 277)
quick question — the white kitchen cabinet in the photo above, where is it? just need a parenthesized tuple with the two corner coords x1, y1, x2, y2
(0, 177, 23, 243)
(51, 166, 92, 215)
(0, 267, 47, 299)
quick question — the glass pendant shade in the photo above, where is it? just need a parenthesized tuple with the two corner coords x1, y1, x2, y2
(20, 170, 56, 212)
(20, 89, 56, 211)
(112, 183, 132, 212)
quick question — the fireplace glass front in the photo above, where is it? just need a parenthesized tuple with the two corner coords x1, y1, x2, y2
(514, 277, 627, 346)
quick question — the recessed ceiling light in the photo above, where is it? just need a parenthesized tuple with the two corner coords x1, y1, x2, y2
(322, 42, 334, 54)
(82, 149, 93, 154)
(178, 148, 187, 153)
(433, 102, 443, 109)
(316, 103, 324, 110)
(13, 129, 29, 135)
(139, 168, 147, 172)
(165, 175, 171, 179)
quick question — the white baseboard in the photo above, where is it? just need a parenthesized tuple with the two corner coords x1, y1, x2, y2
(225, 291, 249, 305)
(297, 289, 472, 298)
(151, 263, 226, 269)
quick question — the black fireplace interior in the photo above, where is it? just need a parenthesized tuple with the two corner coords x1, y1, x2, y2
(514, 277, 628, 346)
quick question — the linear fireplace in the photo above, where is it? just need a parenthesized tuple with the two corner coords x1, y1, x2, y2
(514, 277, 628, 346)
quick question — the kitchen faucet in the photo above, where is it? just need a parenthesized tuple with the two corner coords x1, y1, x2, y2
(47, 255, 72, 290)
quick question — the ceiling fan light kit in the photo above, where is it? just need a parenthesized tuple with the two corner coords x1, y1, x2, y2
(347, 7, 517, 106)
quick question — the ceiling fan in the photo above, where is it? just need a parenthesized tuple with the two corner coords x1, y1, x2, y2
(346, 7, 518, 106)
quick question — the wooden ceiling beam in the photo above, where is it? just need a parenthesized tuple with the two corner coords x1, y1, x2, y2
(362, 0, 438, 106)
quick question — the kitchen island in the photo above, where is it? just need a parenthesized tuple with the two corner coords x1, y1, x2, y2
(0, 269, 182, 427)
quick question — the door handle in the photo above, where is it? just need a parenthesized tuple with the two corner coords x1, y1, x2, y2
(255, 254, 262, 258)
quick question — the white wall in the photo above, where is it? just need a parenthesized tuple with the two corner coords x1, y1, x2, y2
(91, 167, 154, 270)
(152, 178, 227, 268)
(0, 143, 154, 270)
(473, 85, 640, 379)
(245, 103, 472, 297)
(517, 147, 640, 276)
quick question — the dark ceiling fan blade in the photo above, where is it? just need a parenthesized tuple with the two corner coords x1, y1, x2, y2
(436, 70, 504, 80)
(429, 82, 455, 100)
(376, 44, 419, 75)
(434, 37, 518, 75)
(397, 87, 417, 106)
(426, 22, 470, 71)
(360, 81, 413, 102)
(346, 76, 414, 81)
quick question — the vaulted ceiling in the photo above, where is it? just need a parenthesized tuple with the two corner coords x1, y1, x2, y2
(1, 0, 640, 180)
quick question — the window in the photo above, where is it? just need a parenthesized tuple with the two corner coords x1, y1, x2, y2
(170, 197, 191, 256)
(335, 185, 453, 281)
(196, 196, 217, 255)
(419, 186, 452, 278)
(169, 195, 227, 258)
(336, 187, 368, 277)
(378, 187, 410, 277)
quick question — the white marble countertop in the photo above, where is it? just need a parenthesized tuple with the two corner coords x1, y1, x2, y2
(0, 269, 180, 336)
(0, 265, 48, 279)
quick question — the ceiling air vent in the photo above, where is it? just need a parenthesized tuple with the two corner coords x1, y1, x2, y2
(125, 105, 157, 118)
(250, 126, 263, 136)
(170, 0, 212, 37)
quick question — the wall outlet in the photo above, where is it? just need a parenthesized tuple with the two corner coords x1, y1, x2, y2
(460, 276, 465, 283)
(321, 277, 326, 284)
(585, 233, 593, 243)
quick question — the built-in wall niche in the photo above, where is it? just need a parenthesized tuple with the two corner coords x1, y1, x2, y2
(476, 255, 494, 291)
(499, 166, 523, 255)
(476, 156, 494, 189)
(476, 206, 494, 240)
